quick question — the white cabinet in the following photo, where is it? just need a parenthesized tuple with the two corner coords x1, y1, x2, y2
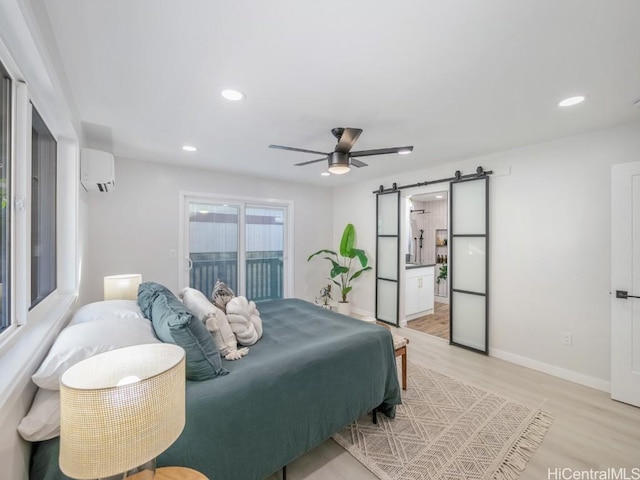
(405, 266, 435, 319)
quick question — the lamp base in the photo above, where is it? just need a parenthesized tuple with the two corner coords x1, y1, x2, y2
(99, 458, 155, 480)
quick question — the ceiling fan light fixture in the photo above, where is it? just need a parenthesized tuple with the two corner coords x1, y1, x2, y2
(328, 165, 350, 175)
(328, 151, 351, 175)
(221, 89, 246, 101)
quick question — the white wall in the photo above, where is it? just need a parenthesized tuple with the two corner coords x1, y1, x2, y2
(334, 121, 640, 391)
(83, 157, 333, 303)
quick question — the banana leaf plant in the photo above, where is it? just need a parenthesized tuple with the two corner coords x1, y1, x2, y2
(308, 223, 372, 303)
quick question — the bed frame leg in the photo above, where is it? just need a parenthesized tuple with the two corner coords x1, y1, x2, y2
(283, 464, 287, 480)
(372, 407, 378, 424)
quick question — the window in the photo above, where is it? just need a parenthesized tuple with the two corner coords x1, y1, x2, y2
(30, 106, 56, 308)
(0, 63, 10, 332)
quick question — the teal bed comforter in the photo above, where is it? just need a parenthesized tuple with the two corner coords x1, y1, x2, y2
(30, 298, 401, 480)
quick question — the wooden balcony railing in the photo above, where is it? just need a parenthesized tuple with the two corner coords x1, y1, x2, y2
(190, 256, 283, 301)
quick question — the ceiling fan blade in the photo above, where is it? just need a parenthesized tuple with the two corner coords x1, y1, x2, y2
(269, 144, 329, 156)
(294, 157, 327, 166)
(350, 158, 368, 168)
(335, 128, 363, 153)
(349, 146, 413, 158)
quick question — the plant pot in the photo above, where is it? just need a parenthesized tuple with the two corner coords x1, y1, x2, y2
(336, 302, 351, 316)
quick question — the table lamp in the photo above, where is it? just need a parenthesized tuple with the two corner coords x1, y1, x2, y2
(59, 344, 186, 480)
(103, 274, 143, 300)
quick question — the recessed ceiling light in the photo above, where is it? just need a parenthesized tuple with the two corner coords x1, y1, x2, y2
(436, 195, 443, 199)
(182, 145, 197, 152)
(398, 149, 412, 155)
(558, 96, 585, 107)
(221, 89, 246, 101)
(321, 172, 330, 176)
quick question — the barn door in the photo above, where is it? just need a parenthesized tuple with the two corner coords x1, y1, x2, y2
(376, 191, 400, 326)
(450, 176, 489, 353)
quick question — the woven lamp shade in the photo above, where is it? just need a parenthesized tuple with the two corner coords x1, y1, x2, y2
(59, 344, 186, 479)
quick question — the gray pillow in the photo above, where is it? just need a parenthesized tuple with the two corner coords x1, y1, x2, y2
(138, 282, 227, 381)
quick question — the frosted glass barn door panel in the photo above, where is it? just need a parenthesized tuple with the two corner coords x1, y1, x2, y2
(376, 191, 400, 326)
(450, 177, 489, 354)
(377, 280, 398, 323)
(451, 293, 486, 351)
(378, 193, 399, 235)
(451, 237, 486, 293)
(451, 179, 486, 235)
(377, 237, 398, 281)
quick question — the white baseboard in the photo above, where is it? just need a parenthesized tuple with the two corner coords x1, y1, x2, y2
(490, 347, 611, 393)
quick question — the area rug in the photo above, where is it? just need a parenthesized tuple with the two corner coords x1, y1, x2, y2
(332, 362, 553, 480)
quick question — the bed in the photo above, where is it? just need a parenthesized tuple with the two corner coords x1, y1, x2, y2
(29, 298, 401, 480)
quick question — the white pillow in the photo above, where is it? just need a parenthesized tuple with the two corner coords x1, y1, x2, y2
(17, 388, 60, 441)
(179, 287, 248, 360)
(69, 300, 145, 326)
(226, 296, 263, 346)
(32, 317, 160, 390)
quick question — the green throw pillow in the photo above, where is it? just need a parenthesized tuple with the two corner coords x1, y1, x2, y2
(138, 282, 228, 381)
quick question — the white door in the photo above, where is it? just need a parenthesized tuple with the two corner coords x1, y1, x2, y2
(611, 161, 640, 407)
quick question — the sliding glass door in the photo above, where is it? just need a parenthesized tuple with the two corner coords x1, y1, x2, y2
(181, 195, 289, 300)
(244, 206, 285, 301)
(188, 202, 240, 296)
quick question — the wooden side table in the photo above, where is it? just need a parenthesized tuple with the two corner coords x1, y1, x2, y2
(155, 467, 208, 480)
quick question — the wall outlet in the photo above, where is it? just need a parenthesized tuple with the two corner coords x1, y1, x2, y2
(561, 332, 573, 346)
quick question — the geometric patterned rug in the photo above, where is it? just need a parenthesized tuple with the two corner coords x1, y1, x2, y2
(332, 362, 553, 480)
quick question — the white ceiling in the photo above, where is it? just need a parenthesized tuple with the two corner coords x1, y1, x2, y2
(37, 0, 640, 186)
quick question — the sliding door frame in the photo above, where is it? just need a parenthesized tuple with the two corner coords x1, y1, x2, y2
(178, 191, 294, 298)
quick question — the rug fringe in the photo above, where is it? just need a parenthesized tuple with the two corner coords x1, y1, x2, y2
(493, 410, 554, 480)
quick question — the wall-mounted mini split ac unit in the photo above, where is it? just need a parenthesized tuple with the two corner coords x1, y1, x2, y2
(81, 148, 115, 192)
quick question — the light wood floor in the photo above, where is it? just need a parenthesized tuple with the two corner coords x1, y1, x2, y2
(266, 327, 640, 480)
(407, 302, 450, 339)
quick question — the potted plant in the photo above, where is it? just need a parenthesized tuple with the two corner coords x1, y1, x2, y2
(308, 223, 372, 315)
(436, 264, 448, 296)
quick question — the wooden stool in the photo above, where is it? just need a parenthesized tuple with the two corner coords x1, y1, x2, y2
(392, 334, 409, 391)
(155, 467, 208, 480)
(375, 322, 410, 391)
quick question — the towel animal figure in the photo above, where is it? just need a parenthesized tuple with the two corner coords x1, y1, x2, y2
(211, 280, 235, 313)
(179, 287, 248, 360)
(225, 296, 263, 346)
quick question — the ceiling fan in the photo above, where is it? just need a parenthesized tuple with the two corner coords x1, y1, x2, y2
(269, 127, 413, 175)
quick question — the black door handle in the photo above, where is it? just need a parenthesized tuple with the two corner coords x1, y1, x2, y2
(616, 290, 640, 299)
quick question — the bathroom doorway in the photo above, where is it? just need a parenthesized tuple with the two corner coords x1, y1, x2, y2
(404, 188, 450, 340)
